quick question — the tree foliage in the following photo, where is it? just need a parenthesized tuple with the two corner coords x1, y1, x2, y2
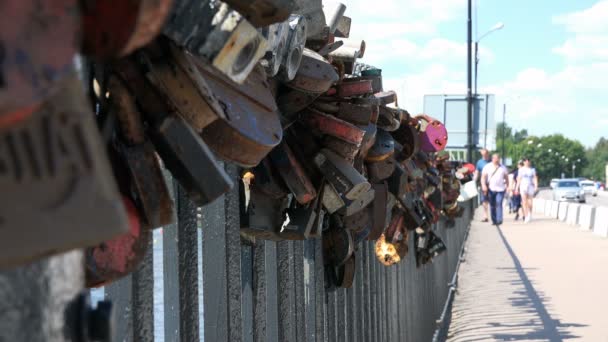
(494, 122, 588, 186)
(582, 138, 608, 182)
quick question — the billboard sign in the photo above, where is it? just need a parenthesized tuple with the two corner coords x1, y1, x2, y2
(423, 94, 496, 153)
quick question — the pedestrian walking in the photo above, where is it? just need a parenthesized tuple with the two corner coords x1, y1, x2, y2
(516, 158, 539, 223)
(474, 148, 491, 222)
(510, 161, 524, 220)
(481, 153, 509, 226)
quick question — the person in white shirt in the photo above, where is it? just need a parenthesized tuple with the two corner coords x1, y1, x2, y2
(515, 158, 539, 223)
(481, 153, 510, 225)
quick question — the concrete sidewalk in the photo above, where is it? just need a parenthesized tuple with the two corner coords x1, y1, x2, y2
(446, 209, 608, 342)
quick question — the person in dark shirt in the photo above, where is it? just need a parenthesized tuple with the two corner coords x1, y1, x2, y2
(510, 161, 523, 220)
(474, 148, 491, 222)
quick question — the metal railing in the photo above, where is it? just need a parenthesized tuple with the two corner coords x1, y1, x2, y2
(96, 172, 473, 342)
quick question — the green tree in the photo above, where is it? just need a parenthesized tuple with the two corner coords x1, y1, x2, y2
(582, 138, 608, 182)
(494, 121, 588, 186)
(515, 134, 587, 185)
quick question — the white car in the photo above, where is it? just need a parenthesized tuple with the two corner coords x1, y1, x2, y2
(580, 180, 598, 196)
(550, 179, 560, 189)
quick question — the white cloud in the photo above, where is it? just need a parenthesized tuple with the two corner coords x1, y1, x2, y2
(553, 0, 608, 34)
(552, 0, 608, 62)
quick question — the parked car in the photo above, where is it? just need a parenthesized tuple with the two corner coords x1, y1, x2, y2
(550, 178, 560, 189)
(580, 180, 598, 196)
(552, 179, 586, 203)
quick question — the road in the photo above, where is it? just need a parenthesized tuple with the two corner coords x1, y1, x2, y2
(447, 209, 608, 341)
(537, 188, 608, 207)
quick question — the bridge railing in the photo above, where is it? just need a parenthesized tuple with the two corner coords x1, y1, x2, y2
(98, 172, 474, 342)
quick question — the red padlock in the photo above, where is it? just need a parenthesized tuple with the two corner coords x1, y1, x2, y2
(81, 0, 174, 58)
(86, 196, 149, 287)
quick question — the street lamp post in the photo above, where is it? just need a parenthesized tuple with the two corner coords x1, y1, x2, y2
(474, 22, 504, 95)
(470, 20, 503, 163)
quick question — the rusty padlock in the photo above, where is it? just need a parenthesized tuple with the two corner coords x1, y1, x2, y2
(112, 57, 236, 206)
(304, 109, 365, 145)
(374, 91, 398, 106)
(0, 75, 129, 269)
(286, 48, 339, 93)
(81, 0, 173, 58)
(322, 136, 361, 162)
(276, 89, 321, 122)
(106, 75, 175, 228)
(224, 0, 294, 27)
(392, 123, 419, 162)
(269, 142, 317, 205)
(339, 186, 375, 217)
(334, 102, 375, 125)
(358, 122, 378, 159)
(323, 225, 354, 267)
(365, 129, 395, 162)
(321, 182, 346, 215)
(337, 79, 373, 98)
(314, 148, 371, 201)
(150, 113, 235, 206)
(415, 230, 446, 267)
(325, 254, 356, 289)
(368, 183, 388, 240)
(163, 1, 267, 83)
(342, 206, 372, 239)
(250, 158, 290, 199)
(367, 158, 396, 183)
(197, 64, 284, 167)
(414, 114, 448, 152)
(140, 40, 225, 133)
(377, 106, 405, 132)
(86, 196, 149, 287)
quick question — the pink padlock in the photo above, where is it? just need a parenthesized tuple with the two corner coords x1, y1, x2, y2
(415, 114, 448, 152)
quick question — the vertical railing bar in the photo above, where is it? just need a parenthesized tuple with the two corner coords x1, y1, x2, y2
(372, 245, 380, 342)
(163, 173, 179, 342)
(177, 182, 200, 342)
(313, 238, 327, 342)
(336, 288, 346, 342)
(241, 243, 254, 342)
(264, 241, 279, 342)
(225, 164, 243, 342)
(277, 241, 296, 342)
(132, 234, 155, 342)
(363, 242, 371, 342)
(202, 185, 228, 342)
(293, 241, 305, 342)
(253, 241, 267, 342)
(303, 239, 317, 342)
(105, 275, 133, 342)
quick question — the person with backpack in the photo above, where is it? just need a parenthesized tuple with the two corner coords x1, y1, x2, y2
(481, 153, 510, 226)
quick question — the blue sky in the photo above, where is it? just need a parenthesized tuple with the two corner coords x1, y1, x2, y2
(347, 0, 607, 147)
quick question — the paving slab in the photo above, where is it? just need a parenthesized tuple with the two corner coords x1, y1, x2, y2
(447, 209, 608, 342)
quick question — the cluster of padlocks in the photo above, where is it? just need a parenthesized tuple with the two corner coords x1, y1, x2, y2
(1, 0, 469, 289)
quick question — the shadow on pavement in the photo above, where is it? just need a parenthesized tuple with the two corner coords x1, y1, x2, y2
(492, 225, 586, 341)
